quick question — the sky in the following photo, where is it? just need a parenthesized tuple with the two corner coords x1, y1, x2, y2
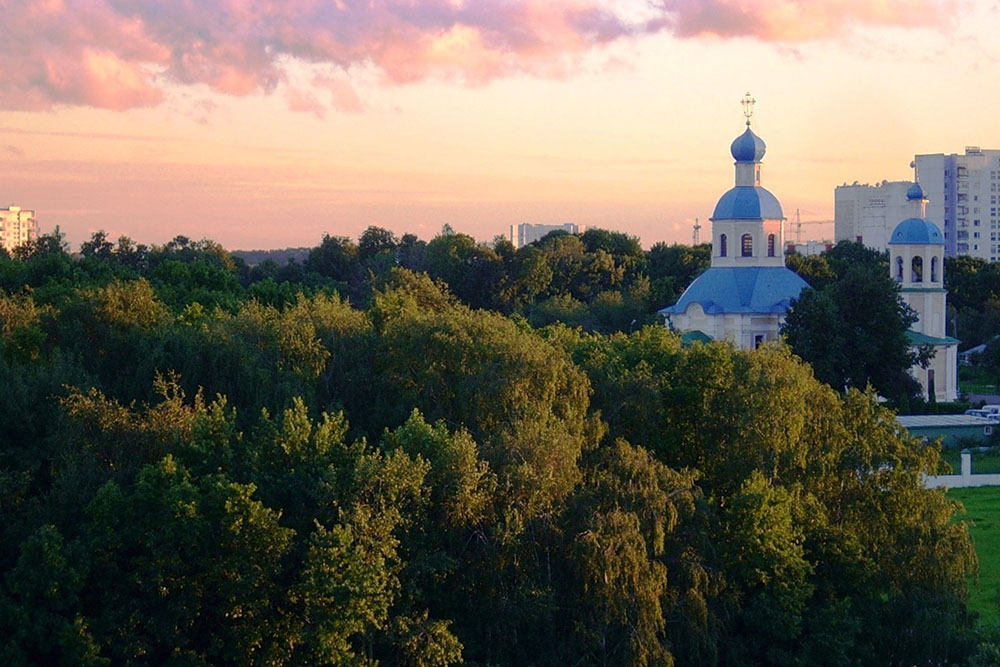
(1, 0, 999, 251)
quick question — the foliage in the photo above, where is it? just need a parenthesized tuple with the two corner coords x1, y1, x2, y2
(0, 229, 987, 665)
(944, 255, 1000, 349)
(784, 242, 927, 405)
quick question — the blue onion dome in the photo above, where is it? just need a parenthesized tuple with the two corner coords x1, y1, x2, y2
(907, 182, 925, 200)
(712, 186, 783, 220)
(730, 127, 766, 162)
(888, 218, 944, 245)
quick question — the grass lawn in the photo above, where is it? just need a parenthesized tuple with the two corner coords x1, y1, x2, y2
(949, 486, 1000, 626)
(959, 364, 998, 395)
(941, 447, 1000, 475)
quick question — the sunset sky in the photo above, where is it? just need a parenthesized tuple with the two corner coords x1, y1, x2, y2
(1, 0, 998, 251)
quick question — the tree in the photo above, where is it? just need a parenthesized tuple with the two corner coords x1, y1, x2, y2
(782, 263, 927, 404)
(358, 225, 398, 263)
(422, 233, 504, 310)
(305, 234, 359, 284)
(981, 337, 1000, 390)
(79, 231, 114, 261)
(785, 252, 837, 291)
(647, 242, 710, 306)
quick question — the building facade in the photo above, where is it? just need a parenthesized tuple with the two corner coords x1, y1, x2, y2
(0, 205, 38, 254)
(786, 240, 834, 257)
(508, 222, 579, 249)
(916, 148, 1000, 261)
(887, 183, 959, 402)
(834, 180, 913, 250)
(659, 107, 809, 349)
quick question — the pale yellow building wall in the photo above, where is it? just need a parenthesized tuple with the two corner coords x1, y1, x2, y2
(668, 303, 783, 350)
(0, 206, 38, 254)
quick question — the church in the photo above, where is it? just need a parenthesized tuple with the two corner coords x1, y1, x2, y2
(658, 95, 809, 349)
(888, 182, 959, 401)
(661, 95, 957, 402)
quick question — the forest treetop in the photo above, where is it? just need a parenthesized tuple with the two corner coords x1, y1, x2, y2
(0, 225, 992, 664)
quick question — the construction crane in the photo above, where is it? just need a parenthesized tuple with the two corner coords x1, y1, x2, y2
(692, 218, 701, 246)
(792, 208, 834, 244)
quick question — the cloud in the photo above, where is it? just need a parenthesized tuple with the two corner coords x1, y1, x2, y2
(286, 88, 327, 118)
(652, 0, 957, 41)
(0, 0, 958, 112)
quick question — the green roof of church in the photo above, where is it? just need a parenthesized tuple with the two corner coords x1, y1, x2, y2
(906, 330, 959, 346)
(680, 330, 713, 345)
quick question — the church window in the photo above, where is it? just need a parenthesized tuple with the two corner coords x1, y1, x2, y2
(719, 234, 727, 257)
(741, 234, 753, 257)
(931, 256, 939, 282)
(895, 257, 903, 282)
(767, 234, 776, 257)
(912, 256, 923, 283)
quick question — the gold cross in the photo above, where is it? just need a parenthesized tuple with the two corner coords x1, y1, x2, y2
(741, 92, 755, 127)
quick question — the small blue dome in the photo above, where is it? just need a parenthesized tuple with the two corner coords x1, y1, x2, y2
(907, 183, 925, 200)
(711, 186, 784, 221)
(888, 218, 944, 245)
(730, 127, 766, 162)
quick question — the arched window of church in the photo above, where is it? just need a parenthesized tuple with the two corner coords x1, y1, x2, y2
(767, 234, 776, 257)
(741, 234, 753, 257)
(931, 256, 939, 282)
(896, 257, 903, 282)
(912, 255, 923, 283)
(720, 234, 727, 257)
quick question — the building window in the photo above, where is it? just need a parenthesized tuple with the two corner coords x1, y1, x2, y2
(931, 256, 939, 282)
(754, 334, 765, 348)
(896, 256, 903, 282)
(912, 256, 923, 283)
(719, 234, 727, 257)
(741, 234, 753, 257)
(767, 234, 775, 257)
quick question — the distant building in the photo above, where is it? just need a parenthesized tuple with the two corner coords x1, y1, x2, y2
(897, 414, 996, 448)
(887, 182, 959, 402)
(785, 240, 833, 257)
(659, 97, 809, 350)
(509, 222, 579, 249)
(916, 147, 1000, 260)
(834, 180, 913, 251)
(0, 205, 38, 254)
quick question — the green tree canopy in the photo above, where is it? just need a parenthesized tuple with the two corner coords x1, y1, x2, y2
(783, 248, 927, 404)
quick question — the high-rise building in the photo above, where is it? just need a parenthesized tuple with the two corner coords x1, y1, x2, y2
(508, 222, 579, 249)
(916, 148, 1000, 260)
(834, 180, 913, 251)
(0, 205, 38, 254)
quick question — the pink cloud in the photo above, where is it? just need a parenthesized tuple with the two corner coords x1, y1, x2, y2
(654, 0, 957, 41)
(0, 0, 959, 112)
(286, 87, 327, 118)
(313, 75, 364, 113)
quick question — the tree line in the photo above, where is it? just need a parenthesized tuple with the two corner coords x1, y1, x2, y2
(0, 228, 994, 664)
